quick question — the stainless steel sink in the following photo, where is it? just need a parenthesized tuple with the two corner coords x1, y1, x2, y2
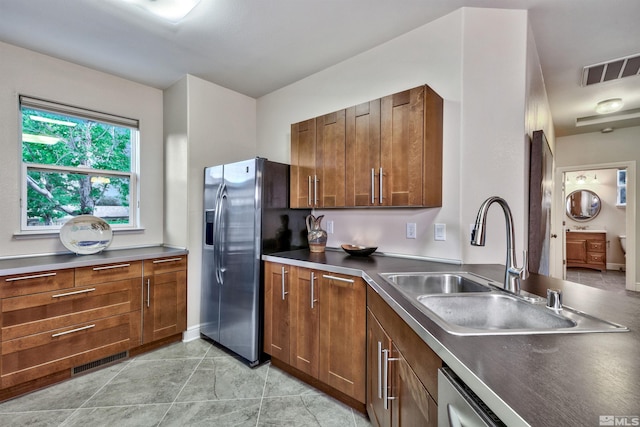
(379, 272, 493, 296)
(379, 272, 628, 336)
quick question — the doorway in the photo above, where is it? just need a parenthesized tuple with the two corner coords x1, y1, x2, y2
(553, 162, 636, 292)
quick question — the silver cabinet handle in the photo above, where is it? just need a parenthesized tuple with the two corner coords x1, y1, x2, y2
(310, 272, 318, 309)
(379, 167, 384, 205)
(51, 324, 95, 338)
(377, 341, 383, 399)
(314, 175, 318, 206)
(92, 263, 130, 271)
(152, 257, 182, 264)
(383, 348, 390, 410)
(146, 278, 150, 308)
(281, 266, 288, 300)
(322, 274, 354, 284)
(371, 168, 375, 204)
(308, 176, 312, 206)
(52, 288, 96, 298)
(5, 272, 56, 282)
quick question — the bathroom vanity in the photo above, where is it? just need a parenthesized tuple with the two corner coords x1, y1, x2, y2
(566, 230, 606, 271)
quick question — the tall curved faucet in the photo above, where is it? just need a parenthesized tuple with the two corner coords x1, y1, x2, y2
(471, 196, 528, 294)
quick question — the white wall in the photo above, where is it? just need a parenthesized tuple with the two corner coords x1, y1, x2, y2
(257, 8, 540, 267)
(164, 75, 257, 329)
(0, 41, 164, 257)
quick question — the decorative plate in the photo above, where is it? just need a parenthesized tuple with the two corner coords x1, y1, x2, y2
(341, 244, 378, 257)
(60, 215, 113, 255)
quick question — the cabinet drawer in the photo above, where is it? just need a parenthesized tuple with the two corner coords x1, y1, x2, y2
(1, 269, 75, 298)
(587, 241, 605, 252)
(143, 256, 187, 275)
(1, 313, 136, 388)
(1, 279, 142, 341)
(75, 261, 142, 286)
(587, 253, 605, 264)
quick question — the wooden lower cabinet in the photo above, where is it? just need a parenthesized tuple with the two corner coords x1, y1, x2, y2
(264, 262, 291, 363)
(0, 253, 187, 400)
(264, 262, 366, 406)
(142, 256, 187, 343)
(566, 231, 606, 271)
(367, 287, 441, 427)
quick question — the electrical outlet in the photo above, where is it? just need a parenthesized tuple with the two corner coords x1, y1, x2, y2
(434, 223, 446, 241)
(406, 223, 417, 239)
(326, 220, 334, 234)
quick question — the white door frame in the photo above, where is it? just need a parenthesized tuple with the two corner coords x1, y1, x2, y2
(553, 161, 636, 291)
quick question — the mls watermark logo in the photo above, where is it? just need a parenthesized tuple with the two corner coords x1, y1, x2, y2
(600, 415, 640, 426)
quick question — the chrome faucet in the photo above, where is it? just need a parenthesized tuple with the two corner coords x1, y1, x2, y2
(471, 196, 528, 294)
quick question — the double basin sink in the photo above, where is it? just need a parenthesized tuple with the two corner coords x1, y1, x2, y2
(378, 272, 628, 336)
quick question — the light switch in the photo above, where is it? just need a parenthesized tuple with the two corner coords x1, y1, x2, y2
(434, 223, 446, 241)
(326, 220, 334, 234)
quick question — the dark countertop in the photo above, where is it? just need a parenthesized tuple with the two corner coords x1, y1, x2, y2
(0, 246, 188, 276)
(263, 249, 640, 427)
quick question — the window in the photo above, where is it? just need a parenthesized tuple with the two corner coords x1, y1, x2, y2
(617, 169, 627, 207)
(20, 96, 139, 231)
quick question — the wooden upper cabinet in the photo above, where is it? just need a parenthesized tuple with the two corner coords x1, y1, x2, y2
(316, 110, 346, 207)
(292, 84, 442, 208)
(346, 99, 381, 206)
(380, 85, 443, 207)
(290, 118, 317, 208)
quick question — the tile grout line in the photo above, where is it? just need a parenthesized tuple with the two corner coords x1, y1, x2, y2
(57, 357, 136, 427)
(255, 362, 271, 427)
(154, 344, 212, 426)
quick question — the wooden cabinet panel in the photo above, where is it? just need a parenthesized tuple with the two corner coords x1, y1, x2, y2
(367, 304, 439, 427)
(76, 261, 142, 286)
(316, 110, 346, 207)
(290, 118, 317, 208)
(1, 279, 141, 341)
(263, 262, 291, 363)
(142, 258, 187, 344)
(380, 88, 423, 206)
(319, 272, 366, 402)
(392, 348, 437, 427)
(1, 313, 136, 388)
(289, 267, 319, 377)
(566, 239, 587, 264)
(346, 100, 381, 206)
(1, 269, 74, 298)
(367, 310, 392, 427)
(566, 231, 606, 271)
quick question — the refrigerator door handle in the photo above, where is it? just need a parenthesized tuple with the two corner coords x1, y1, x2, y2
(213, 183, 227, 285)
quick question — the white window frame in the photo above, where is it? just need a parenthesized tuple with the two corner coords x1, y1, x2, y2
(19, 96, 140, 232)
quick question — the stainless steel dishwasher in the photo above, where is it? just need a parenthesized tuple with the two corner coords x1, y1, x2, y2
(438, 368, 506, 427)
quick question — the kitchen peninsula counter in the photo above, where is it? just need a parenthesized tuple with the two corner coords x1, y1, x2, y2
(263, 249, 640, 427)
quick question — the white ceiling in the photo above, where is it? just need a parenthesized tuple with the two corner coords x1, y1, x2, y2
(1, 0, 639, 137)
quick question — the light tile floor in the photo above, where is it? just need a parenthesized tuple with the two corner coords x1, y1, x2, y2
(0, 339, 372, 427)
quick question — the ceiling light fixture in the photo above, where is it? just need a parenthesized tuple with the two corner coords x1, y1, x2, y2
(576, 173, 587, 185)
(595, 98, 624, 114)
(121, 0, 202, 23)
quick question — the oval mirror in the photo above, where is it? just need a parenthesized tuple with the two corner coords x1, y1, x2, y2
(565, 189, 601, 222)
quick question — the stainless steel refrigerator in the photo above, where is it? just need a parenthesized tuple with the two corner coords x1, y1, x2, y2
(201, 158, 309, 366)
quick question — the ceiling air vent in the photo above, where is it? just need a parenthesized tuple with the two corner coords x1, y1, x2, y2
(582, 53, 640, 86)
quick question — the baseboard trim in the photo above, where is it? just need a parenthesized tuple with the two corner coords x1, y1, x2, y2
(182, 324, 201, 342)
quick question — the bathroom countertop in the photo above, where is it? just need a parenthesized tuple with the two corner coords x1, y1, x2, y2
(264, 249, 640, 427)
